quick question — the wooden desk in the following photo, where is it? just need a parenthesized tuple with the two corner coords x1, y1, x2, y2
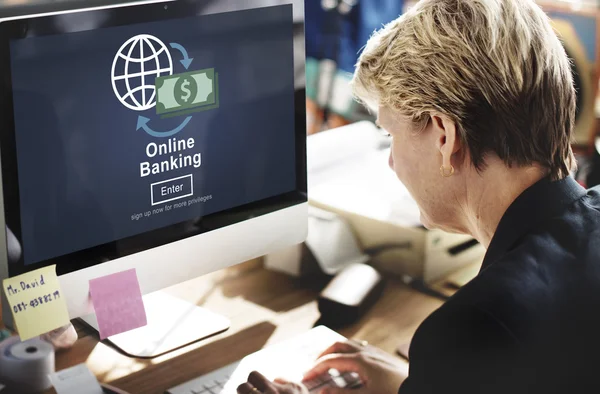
(3, 261, 446, 394)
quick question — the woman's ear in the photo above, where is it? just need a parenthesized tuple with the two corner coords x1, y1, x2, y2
(431, 114, 460, 170)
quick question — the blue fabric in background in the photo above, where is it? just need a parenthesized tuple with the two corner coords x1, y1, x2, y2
(305, 0, 404, 73)
(547, 11, 597, 63)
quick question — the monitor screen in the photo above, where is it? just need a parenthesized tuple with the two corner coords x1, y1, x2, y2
(0, 0, 306, 276)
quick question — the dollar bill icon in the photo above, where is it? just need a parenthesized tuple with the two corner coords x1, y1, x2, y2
(156, 68, 218, 116)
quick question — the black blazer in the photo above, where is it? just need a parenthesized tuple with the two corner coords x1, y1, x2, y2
(399, 176, 600, 394)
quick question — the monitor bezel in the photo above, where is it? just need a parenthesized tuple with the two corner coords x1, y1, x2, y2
(0, 0, 307, 279)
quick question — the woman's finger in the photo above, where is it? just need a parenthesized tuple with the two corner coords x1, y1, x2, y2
(237, 382, 255, 394)
(248, 371, 272, 389)
(303, 353, 366, 382)
(248, 371, 278, 394)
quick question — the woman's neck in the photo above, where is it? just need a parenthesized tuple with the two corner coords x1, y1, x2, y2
(461, 160, 548, 248)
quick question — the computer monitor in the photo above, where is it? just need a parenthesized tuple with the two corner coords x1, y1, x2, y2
(0, 0, 307, 357)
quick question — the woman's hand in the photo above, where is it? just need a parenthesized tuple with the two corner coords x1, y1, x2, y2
(238, 340, 408, 394)
(237, 371, 309, 394)
(302, 340, 409, 394)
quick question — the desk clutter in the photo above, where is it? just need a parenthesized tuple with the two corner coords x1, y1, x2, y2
(0, 335, 54, 391)
(0, 335, 112, 393)
(0, 265, 147, 392)
(2, 265, 71, 342)
(2, 266, 147, 343)
(49, 364, 130, 394)
(88, 269, 146, 340)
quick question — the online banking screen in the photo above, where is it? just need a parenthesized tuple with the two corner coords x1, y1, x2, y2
(9, 5, 297, 265)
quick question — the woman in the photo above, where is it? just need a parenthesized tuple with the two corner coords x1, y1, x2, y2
(238, 0, 600, 393)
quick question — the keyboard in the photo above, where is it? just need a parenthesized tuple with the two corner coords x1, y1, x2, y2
(166, 326, 362, 394)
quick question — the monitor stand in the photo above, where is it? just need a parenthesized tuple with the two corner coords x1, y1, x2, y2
(79, 291, 230, 358)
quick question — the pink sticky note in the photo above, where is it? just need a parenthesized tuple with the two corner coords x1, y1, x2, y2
(89, 269, 147, 340)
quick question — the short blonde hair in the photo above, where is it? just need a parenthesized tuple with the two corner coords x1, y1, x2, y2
(352, 0, 576, 180)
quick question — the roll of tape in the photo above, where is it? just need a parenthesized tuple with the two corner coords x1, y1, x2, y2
(0, 336, 55, 392)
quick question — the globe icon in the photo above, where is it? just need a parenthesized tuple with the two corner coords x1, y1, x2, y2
(111, 34, 173, 111)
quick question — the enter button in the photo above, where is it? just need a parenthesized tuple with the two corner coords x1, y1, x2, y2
(151, 174, 193, 206)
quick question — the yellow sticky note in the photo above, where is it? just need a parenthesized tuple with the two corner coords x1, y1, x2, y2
(2, 265, 70, 341)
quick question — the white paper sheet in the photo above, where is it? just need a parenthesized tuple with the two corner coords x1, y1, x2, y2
(308, 122, 422, 227)
(49, 364, 103, 394)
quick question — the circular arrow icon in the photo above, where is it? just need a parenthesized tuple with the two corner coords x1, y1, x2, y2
(136, 116, 192, 138)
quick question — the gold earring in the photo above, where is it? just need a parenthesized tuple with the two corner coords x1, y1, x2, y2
(440, 165, 455, 177)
